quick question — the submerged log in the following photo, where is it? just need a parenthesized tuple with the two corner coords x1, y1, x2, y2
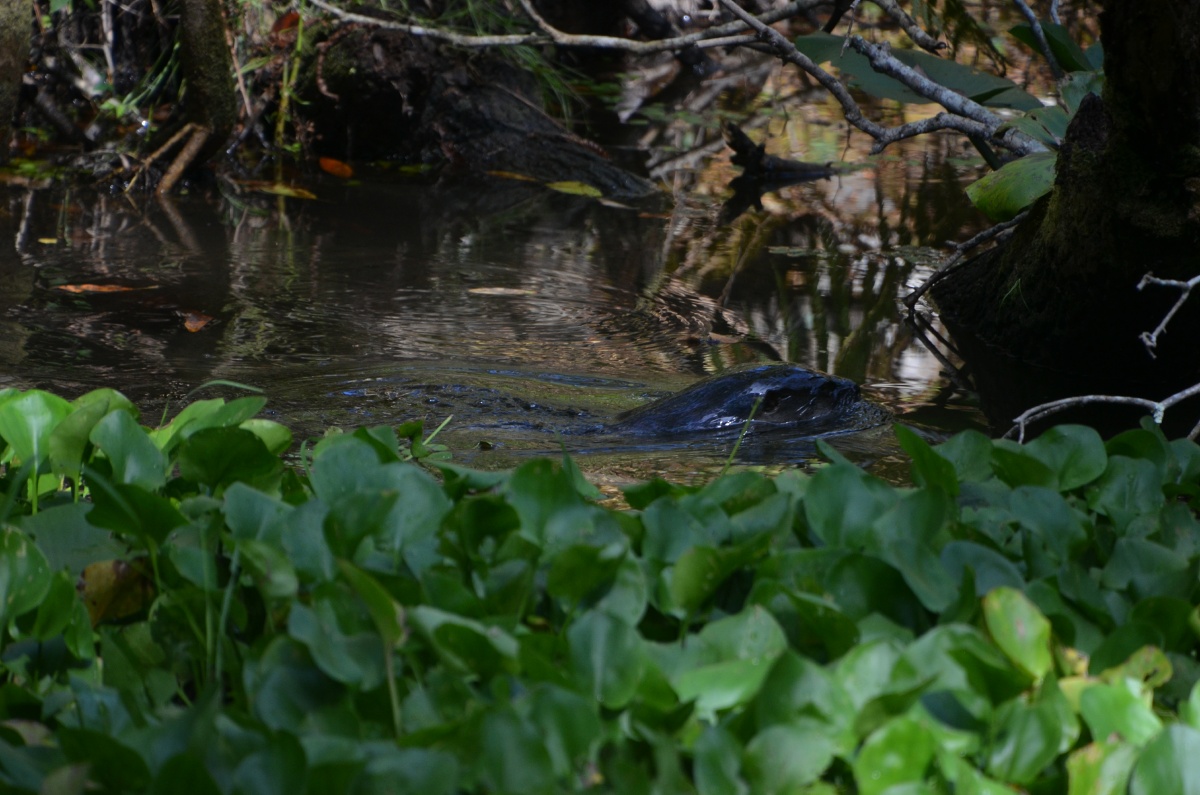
(299, 27, 657, 200)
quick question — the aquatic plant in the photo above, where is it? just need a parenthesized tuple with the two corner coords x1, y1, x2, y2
(0, 388, 1199, 790)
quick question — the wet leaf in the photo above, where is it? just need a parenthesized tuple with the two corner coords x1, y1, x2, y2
(546, 181, 602, 197)
(966, 152, 1057, 221)
(1129, 725, 1200, 795)
(318, 156, 353, 178)
(77, 558, 154, 625)
(983, 587, 1052, 681)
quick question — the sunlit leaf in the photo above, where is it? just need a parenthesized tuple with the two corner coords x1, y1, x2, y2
(966, 152, 1057, 221)
(546, 181, 603, 197)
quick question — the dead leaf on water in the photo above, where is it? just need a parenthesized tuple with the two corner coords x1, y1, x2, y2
(486, 170, 539, 182)
(78, 558, 155, 625)
(467, 287, 536, 296)
(319, 157, 354, 179)
(181, 311, 213, 332)
(56, 283, 156, 294)
(238, 181, 317, 200)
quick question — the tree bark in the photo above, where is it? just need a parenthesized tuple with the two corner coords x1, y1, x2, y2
(177, 0, 237, 159)
(932, 0, 1200, 432)
(0, 0, 31, 164)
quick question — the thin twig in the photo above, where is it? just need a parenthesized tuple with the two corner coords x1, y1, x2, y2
(1137, 272, 1200, 358)
(1049, 0, 1062, 25)
(871, 0, 946, 53)
(305, 0, 822, 55)
(715, 0, 1040, 156)
(903, 211, 1029, 310)
(1012, 0, 1064, 80)
(1007, 380, 1200, 442)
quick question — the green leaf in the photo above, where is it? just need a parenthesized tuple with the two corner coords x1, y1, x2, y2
(1067, 740, 1138, 795)
(177, 427, 282, 491)
(983, 587, 1053, 681)
(1129, 725, 1200, 795)
(1025, 425, 1108, 490)
(745, 723, 835, 792)
(410, 605, 519, 679)
(1080, 682, 1162, 747)
(895, 424, 959, 496)
(986, 701, 1063, 785)
(473, 708, 555, 795)
(567, 609, 645, 709)
(49, 389, 137, 481)
(693, 725, 748, 795)
(0, 528, 52, 631)
(854, 714, 936, 795)
(337, 561, 405, 647)
(0, 390, 72, 469)
(966, 152, 1057, 222)
(85, 472, 187, 547)
(288, 596, 386, 689)
(795, 32, 1040, 110)
(89, 409, 166, 491)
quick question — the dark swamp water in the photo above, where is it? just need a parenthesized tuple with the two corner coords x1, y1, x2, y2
(0, 106, 996, 485)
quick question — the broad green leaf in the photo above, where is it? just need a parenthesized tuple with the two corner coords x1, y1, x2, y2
(0, 528, 52, 631)
(1080, 681, 1162, 747)
(85, 473, 187, 547)
(288, 597, 386, 689)
(1088, 457, 1165, 531)
(693, 725, 748, 795)
(1026, 425, 1108, 490)
(966, 152, 1057, 222)
(337, 561, 405, 647)
(231, 731, 306, 795)
(411, 605, 519, 679)
(795, 32, 1040, 110)
(745, 723, 835, 792)
(983, 587, 1053, 681)
(527, 685, 601, 780)
(474, 708, 555, 795)
(0, 390, 72, 469)
(177, 426, 282, 491)
(854, 714, 936, 795)
(1062, 70, 1105, 114)
(567, 609, 645, 709)
(895, 424, 959, 496)
(986, 700, 1062, 785)
(1067, 740, 1138, 795)
(49, 389, 137, 481)
(936, 430, 995, 483)
(1129, 725, 1200, 795)
(90, 409, 166, 491)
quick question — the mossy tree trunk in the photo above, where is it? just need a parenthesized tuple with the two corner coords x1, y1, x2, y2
(934, 0, 1200, 429)
(0, 0, 31, 164)
(177, 0, 236, 158)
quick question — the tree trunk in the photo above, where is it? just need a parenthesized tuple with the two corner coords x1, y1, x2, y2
(933, 0, 1200, 432)
(0, 0, 31, 163)
(177, 0, 236, 159)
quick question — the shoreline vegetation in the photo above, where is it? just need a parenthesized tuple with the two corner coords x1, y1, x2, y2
(0, 385, 1198, 791)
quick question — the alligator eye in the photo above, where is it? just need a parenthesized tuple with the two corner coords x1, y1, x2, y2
(759, 390, 784, 414)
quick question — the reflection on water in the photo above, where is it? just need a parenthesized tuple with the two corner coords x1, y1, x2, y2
(0, 113, 990, 481)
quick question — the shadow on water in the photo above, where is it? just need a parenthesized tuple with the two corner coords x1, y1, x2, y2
(0, 121, 992, 482)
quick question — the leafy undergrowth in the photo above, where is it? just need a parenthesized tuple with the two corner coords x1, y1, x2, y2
(1, 388, 1200, 793)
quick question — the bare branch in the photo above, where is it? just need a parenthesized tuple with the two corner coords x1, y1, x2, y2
(305, 0, 824, 55)
(1049, 0, 1062, 25)
(1137, 272, 1200, 357)
(1012, 0, 1064, 80)
(903, 210, 1029, 310)
(1006, 380, 1200, 442)
(715, 0, 1041, 157)
(870, 0, 946, 53)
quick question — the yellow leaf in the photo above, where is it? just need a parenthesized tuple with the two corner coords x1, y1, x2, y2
(546, 181, 602, 197)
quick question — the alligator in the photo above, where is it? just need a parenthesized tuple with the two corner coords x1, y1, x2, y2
(362, 363, 888, 441)
(608, 363, 886, 437)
